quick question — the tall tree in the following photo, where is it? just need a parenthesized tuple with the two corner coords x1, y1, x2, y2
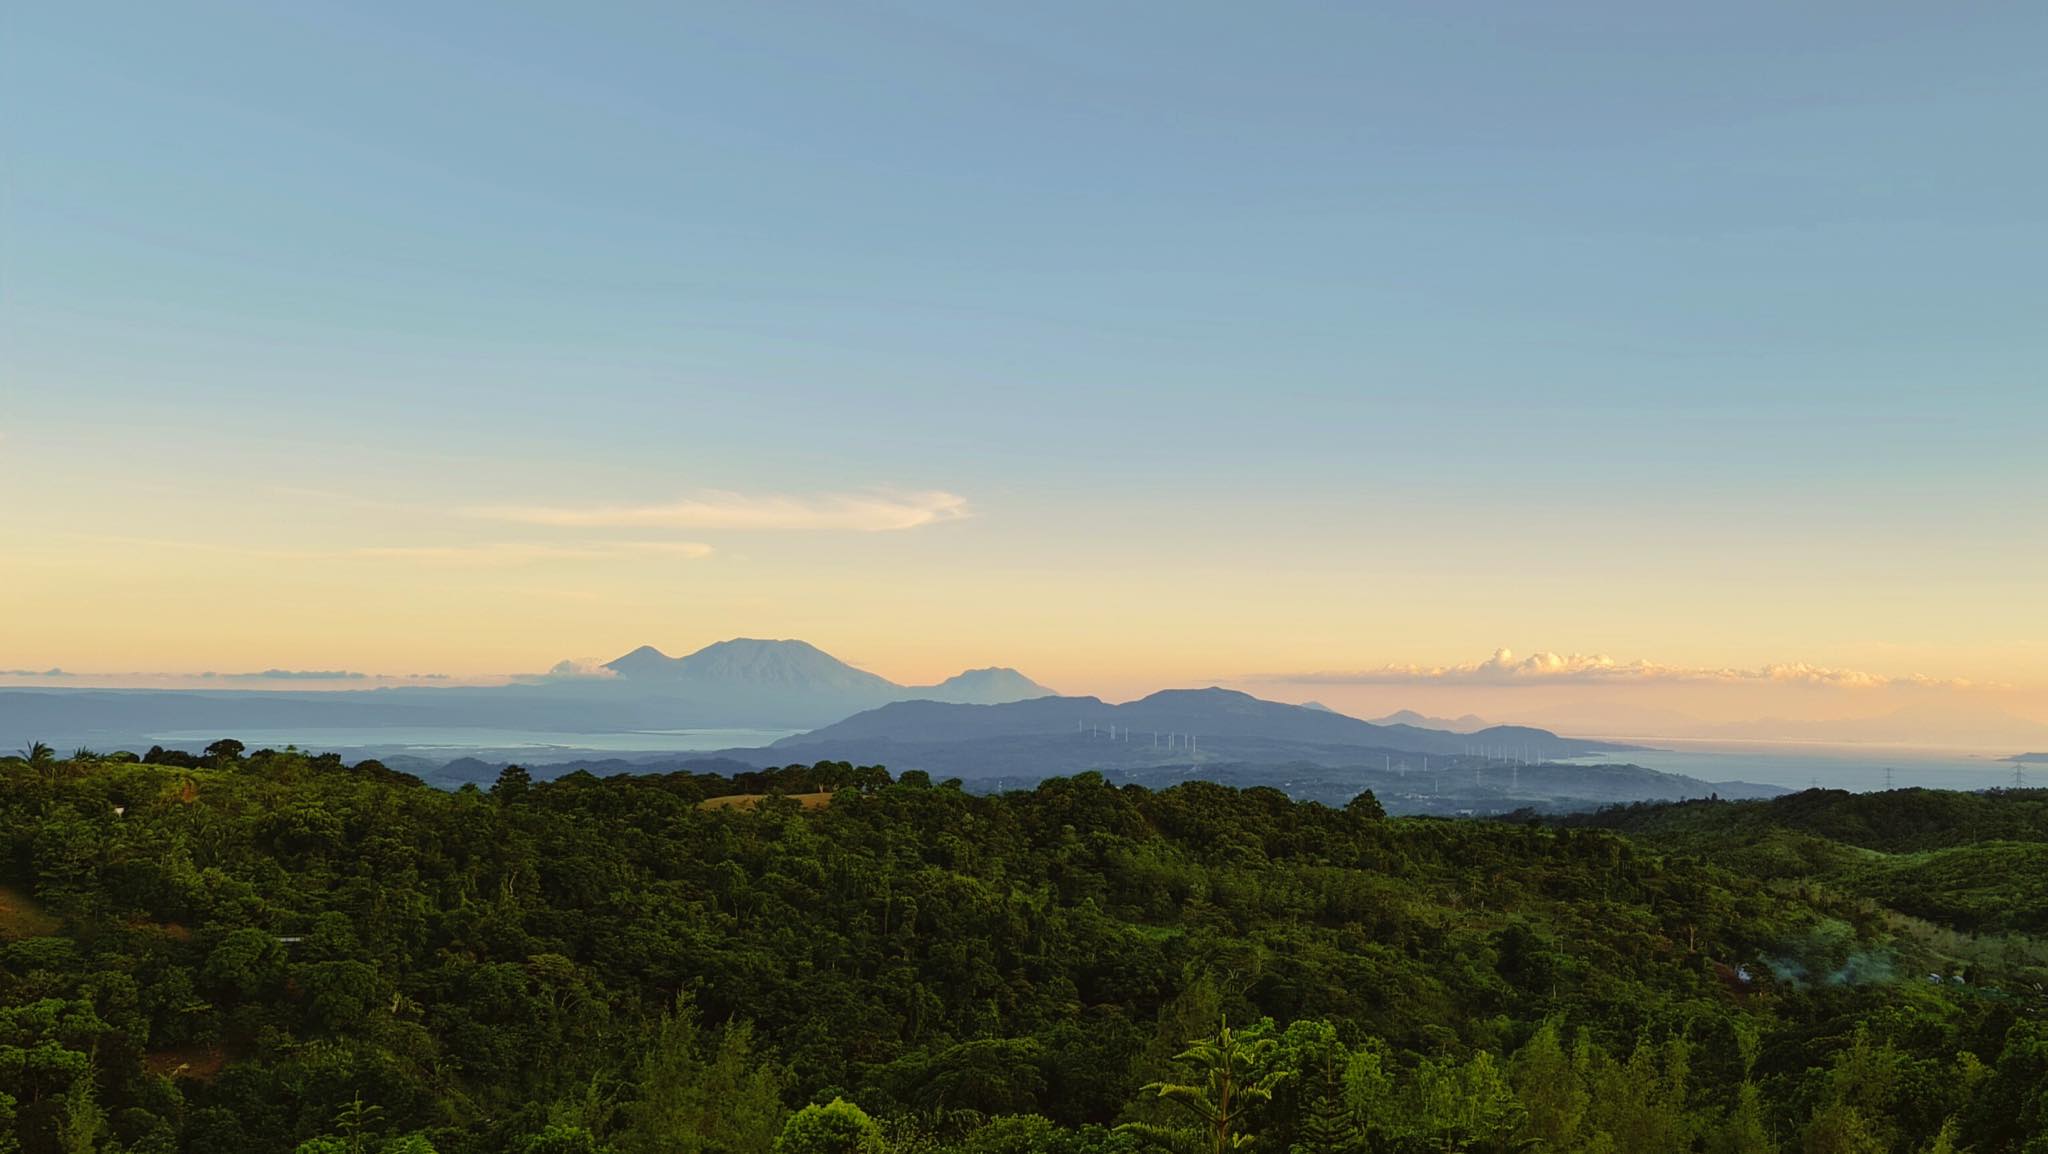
(617, 998, 785, 1154)
(1510, 1019, 1587, 1151)
(1123, 1022, 1289, 1154)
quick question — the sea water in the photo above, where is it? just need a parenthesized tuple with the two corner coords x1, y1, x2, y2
(146, 726, 797, 755)
(1556, 737, 2026, 793)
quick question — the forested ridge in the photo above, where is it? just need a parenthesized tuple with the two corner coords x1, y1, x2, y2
(2, 744, 2045, 1153)
(1564, 788, 2048, 938)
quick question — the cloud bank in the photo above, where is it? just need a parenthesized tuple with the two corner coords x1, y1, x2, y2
(210, 669, 369, 681)
(514, 659, 623, 683)
(474, 489, 969, 532)
(1257, 648, 1978, 690)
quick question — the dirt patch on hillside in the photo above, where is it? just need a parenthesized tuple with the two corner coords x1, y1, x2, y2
(126, 915, 194, 941)
(699, 791, 835, 811)
(145, 1044, 233, 1081)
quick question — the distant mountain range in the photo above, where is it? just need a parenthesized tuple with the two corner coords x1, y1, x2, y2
(780, 687, 1591, 752)
(758, 686, 1635, 780)
(588, 638, 1053, 720)
(605, 639, 899, 692)
(0, 638, 1057, 741)
(0, 632, 1775, 815)
(1366, 709, 1490, 733)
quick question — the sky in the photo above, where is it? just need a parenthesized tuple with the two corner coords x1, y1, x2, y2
(3, 2, 2045, 731)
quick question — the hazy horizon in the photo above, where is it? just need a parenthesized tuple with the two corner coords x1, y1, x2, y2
(6, 3, 2043, 742)
(5, 637, 2044, 749)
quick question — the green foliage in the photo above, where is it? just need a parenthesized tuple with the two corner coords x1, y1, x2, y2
(773, 1099, 883, 1154)
(1123, 1021, 1288, 1154)
(1406, 1048, 1520, 1151)
(0, 751, 2045, 1151)
(524, 1125, 612, 1154)
(614, 996, 784, 1154)
(1509, 1018, 1585, 1149)
(962, 1114, 1132, 1154)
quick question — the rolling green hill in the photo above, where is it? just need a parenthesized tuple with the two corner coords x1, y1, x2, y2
(1, 747, 2045, 1152)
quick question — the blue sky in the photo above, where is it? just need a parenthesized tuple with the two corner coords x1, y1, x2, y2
(3, 2, 2045, 712)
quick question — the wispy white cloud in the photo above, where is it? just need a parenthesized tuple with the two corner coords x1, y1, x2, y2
(350, 541, 714, 566)
(1254, 648, 1981, 690)
(472, 489, 969, 532)
(67, 534, 714, 568)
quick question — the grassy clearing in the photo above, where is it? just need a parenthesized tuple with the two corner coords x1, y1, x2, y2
(698, 791, 836, 811)
(0, 882, 61, 939)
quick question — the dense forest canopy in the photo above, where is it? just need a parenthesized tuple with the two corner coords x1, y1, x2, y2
(1564, 789, 2048, 937)
(1, 743, 2045, 1153)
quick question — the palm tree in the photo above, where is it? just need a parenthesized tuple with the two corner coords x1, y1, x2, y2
(19, 741, 55, 768)
(1123, 1021, 1289, 1154)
